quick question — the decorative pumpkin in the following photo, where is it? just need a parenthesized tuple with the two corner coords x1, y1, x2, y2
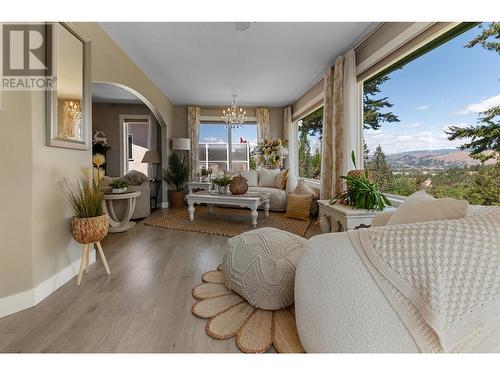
(229, 174, 248, 195)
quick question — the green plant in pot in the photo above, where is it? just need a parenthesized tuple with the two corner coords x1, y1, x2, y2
(65, 157, 108, 245)
(329, 151, 390, 211)
(163, 152, 189, 208)
(110, 179, 128, 193)
(212, 174, 232, 195)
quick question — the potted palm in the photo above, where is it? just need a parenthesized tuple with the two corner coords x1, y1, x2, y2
(65, 154, 108, 244)
(163, 152, 189, 208)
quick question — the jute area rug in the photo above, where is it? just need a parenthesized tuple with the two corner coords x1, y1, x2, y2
(192, 265, 305, 353)
(145, 206, 311, 238)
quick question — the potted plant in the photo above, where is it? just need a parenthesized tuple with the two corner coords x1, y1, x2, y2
(65, 154, 108, 245)
(163, 152, 189, 208)
(329, 151, 390, 211)
(212, 174, 232, 195)
(110, 180, 128, 193)
(200, 166, 210, 182)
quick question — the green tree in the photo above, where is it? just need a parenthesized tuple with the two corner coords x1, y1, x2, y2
(298, 125, 312, 178)
(363, 75, 400, 130)
(367, 145, 392, 191)
(446, 22, 500, 161)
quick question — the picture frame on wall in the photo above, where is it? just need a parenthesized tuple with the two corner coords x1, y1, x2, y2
(46, 22, 91, 150)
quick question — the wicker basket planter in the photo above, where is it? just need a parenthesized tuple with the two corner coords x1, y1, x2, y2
(229, 175, 248, 195)
(71, 214, 109, 244)
(169, 190, 185, 208)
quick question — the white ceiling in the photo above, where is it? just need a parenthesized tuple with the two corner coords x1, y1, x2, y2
(99, 22, 375, 107)
(92, 82, 143, 104)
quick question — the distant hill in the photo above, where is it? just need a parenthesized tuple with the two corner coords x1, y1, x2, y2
(384, 149, 495, 169)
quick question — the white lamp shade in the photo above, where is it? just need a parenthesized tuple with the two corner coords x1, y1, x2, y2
(141, 150, 161, 164)
(171, 138, 191, 151)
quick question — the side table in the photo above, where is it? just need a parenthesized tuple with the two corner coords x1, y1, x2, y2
(318, 200, 396, 233)
(102, 190, 142, 233)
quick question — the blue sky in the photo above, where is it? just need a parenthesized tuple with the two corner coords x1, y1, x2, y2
(365, 23, 500, 155)
(200, 123, 257, 146)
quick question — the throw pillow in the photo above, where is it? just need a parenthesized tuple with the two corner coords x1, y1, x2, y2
(292, 179, 319, 216)
(274, 169, 289, 190)
(258, 168, 281, 188)
(121, 170, 148, 185)
(242, 170, 258, 186)
(286, 193, 313, 221)
(387, 192, 468, 226)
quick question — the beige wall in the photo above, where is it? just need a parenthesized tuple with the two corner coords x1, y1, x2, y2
(173, 106, 284, 139)
(0, 91, 35, 297)
(0, 23, 175, 312)
(92, 103, 159, 177)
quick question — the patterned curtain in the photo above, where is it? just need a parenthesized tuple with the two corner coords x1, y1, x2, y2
(319, 56, 344, 200)
(283, 106, 291, 141)
(187, 106, 200, 181)
(256, 108, 270, 141)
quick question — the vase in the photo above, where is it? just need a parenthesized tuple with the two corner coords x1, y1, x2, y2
(71, 214, 109, 244)
(217, 185, 228, 195)
(112, 187, 127, 194)
(229, 175, 248, 195)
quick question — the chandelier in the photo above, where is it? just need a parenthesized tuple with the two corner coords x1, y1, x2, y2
(222, 95, 247, 128)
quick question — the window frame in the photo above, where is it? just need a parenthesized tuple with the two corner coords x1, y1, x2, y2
(359, 22, 481, 204)
(198, 121, 257, 174)
(296, 104, 324, 183)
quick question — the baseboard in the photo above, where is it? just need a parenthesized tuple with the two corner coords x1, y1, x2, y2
(0, 250, 96, 319)
(161, 201, 169, 208)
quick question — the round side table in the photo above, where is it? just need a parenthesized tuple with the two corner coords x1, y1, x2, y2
(102, 190, 141, 233)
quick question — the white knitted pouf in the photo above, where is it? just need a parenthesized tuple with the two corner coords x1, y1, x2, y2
(222, 227, 310, 310)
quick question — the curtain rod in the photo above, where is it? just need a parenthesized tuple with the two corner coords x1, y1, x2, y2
(353, 22, 384, 51)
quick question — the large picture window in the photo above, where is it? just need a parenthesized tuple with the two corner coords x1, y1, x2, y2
(362, 23, 499, 205)
(298, 106, 323, 180)
(198, 123, 257, 176)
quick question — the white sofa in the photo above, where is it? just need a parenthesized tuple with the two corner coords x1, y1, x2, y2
(294, 205, 500, 353)
(242, 169, 292, 212)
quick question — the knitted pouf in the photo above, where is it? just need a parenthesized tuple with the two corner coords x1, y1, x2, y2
(222, 227, 309, 310)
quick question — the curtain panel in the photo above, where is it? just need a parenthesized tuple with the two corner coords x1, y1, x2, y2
(319, 56, 345, 200)
(285, 107, 298, 192)
(256, 108, 270, 141)
(187, 106, 200, 181)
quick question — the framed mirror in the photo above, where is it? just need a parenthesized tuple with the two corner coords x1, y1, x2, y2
(46, 23, 91, 150)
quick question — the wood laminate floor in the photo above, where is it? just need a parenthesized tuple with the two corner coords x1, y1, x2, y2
(0, 209, 321, 353)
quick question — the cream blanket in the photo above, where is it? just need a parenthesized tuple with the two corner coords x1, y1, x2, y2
(348, 212, 500, 352)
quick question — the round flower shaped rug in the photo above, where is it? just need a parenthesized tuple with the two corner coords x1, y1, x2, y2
(191, 266, 305, 353)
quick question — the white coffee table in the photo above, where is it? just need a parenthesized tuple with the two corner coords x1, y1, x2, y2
(102, 190, 141, 233)
(186, 191, 271, 228)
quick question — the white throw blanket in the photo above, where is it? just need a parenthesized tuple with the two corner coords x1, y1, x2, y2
(348, 212, 500, 352)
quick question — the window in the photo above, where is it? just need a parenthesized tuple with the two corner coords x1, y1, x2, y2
(362, 23, 499, 205)
(298, 106, 323, 180)
(198, 123, 257, 176)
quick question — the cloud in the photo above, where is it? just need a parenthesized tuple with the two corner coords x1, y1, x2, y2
(364, 128, 467, 155)
(400, 122, 421, 128)
(203, 137, 225, 143)
(415, 105, 429, 110)
(454, 94, 500, 115)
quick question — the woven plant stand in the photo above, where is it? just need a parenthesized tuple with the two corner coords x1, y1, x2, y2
(71, 214, 111, 286)
(191, 266, 305, 353)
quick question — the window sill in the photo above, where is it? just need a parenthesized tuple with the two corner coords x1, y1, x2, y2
(385, 193, 407, 207)
(300, 178, 320, 190)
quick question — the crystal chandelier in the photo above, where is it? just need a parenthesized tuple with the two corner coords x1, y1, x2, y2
(221, 95, 247, 128)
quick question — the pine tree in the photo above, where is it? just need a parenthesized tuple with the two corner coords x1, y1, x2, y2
(363, 75, 400, 130)
(446, 22, 500, 161)
(369, 145, 392, 191)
